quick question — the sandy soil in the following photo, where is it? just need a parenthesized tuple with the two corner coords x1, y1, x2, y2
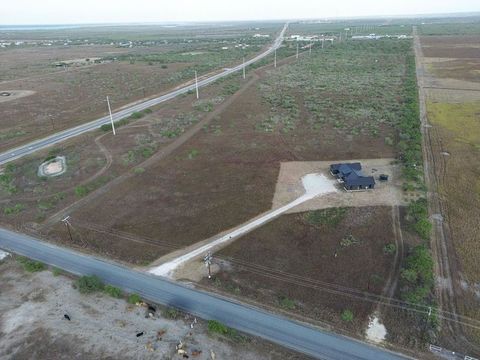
(0, 90, 35, 103)
(272, 159, 409, 213)
(0, 259, 308, 360)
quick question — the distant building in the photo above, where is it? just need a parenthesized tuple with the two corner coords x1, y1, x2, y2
(330, 163, 375, 191)
(253, 33, 270, 38)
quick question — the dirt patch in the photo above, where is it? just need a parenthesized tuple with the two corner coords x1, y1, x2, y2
(149, 173, 338, 279)
(37, 156, 67, 177)
(0, 259, 308, 359)
(272, 159, 408, 213)
(0, 90, 35, 103)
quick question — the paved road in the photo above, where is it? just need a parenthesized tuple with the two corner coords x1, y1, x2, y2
(0, 228, 409, 360)
(0, 24, 287, 166)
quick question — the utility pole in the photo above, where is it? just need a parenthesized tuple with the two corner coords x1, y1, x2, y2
(296, 41, 299, 60)
(322, 39, 324, 49)
(274, 48, 277, 68)
(309, 42, 312, 55)
(61, 216, 73, 243)
(194, 70, 199, 99)
(242, 57, 246, 79)
(203, 251, 213, 279)
(106, 96, 116, 136)
(49, 114, 55, 130)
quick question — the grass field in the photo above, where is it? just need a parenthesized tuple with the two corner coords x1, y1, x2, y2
(420, 32, 480, 346)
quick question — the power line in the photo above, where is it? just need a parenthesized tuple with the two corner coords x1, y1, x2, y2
(219, 255, 480, 330)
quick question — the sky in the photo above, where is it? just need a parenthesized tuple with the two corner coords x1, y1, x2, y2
(1, 0, 479, 25)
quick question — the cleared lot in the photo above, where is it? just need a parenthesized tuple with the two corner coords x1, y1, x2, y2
(0, 258, 308, 360)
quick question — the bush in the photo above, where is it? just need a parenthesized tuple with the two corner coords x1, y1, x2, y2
(383, 243, 396, 255)
(4, 203, 25, 215)
(414, 218, 432, 240)
(305, 208, 347, 227)
(74, 185, 89, 197)
(187, 149, 199, 159)
(100, 123, 113, 132)
(17, 257, 46, 272)
(208, 320, 229, 335)
(130, 112, 144, 119)
(279, 296, 295, 310)
(127, 293, 141, 304)
(400, 245, 434, 305)
(77, 275, 104, 294)
(163, 307, 179, 319)
(51, 267, 62, 276)
(104, 285, 122, 298)
(340, 234, 359, 248)
(341, 309, 354, 322)
(407, 199, 432, 240)
(384, 136, 394, 146)
(141, 146, 155, 158)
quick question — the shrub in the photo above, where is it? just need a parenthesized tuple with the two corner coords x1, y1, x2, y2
(4, 203, 25, 215)
(130, 112, 144, 119)
(383, 243, 396, 255)
(400, 245, 434, 305)
(163, 307, 179, 319)
(340, 234, 359, 248)
(141, 146, 155, 158)
(384, 136, 394, 146)
(74, 185, 89, 197)
(208, 319, 250, 342)
(401, 268, 418, 283)
(104, 285, 122, 298)
(341, 309, 354, 322)
(305, 208, 347, 227)
(133, 167, 145, 174)
(77, 275, 104, 294)
(17, 257, 46, 272)
(51, 267, 62, 276)
(127, 293, 141, 304)
(414, 218, 432, 240)
(187, 149, 199, 159)
(100, 123, 113, 132)
(407, 199, 432, 240)
(279, 296, 296, 310)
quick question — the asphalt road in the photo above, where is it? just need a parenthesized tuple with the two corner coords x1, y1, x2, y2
(0, 228, 409, 360)
(0, 24, 288, 166)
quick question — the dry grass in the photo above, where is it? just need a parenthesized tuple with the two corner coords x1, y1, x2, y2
(427, 100, 480, 284)
(427, 101, 480, 147)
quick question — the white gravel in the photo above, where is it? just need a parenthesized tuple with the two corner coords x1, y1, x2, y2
(0, 250, 10, 261)
(366, 315, 387, 343)
(149, 173, 336, 277)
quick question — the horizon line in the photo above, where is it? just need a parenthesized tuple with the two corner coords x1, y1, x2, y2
(1, 10, 479, 28)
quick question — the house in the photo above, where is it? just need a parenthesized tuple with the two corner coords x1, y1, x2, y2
(329, 163, 375, 191)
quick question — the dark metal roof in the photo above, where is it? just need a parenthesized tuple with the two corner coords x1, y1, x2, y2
(345, 175, 375, 186)
(330, 163, 362, 172)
